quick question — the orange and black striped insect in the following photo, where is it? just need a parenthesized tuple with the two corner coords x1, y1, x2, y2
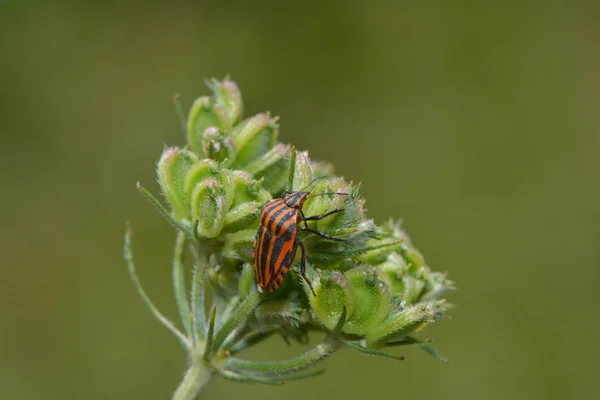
(253, 178, 347, 295)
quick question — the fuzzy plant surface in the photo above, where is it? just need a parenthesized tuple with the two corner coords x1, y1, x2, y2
(124, 78, 455, 400)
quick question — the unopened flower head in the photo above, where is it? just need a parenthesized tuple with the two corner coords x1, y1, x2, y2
(126, 78, 455, 400)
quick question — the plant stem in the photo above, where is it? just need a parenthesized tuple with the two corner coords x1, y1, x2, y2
(190, 243, 208, 342)
(173, 231, 192, 339)
(172, 362, 213, 400)
(212, 291, 262, 352)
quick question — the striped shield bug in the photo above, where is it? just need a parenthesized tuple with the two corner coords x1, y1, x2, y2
(253, 178, 348, 295)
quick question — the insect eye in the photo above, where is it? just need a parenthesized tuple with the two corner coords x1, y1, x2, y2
(282, 191, 290, 197)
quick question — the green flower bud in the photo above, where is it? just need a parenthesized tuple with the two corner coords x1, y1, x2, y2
(372, 252, 427, 303)
(190, 177, 232, 238)
(290, 151, 314, 191)
(304, 180, 359, 236)
(223, 201, 261, 233)
(402, 244, 426, 273)
(219, 170, 272, 233)
(183, 159, 220, 203)
(403, 275, 426, 303)
(222, 229, 255, 262)
(202, 126, 235, 162)
(364, 302, 433, 344)
(378, 252, 408, 297)
(342, 266, 391, 335)
(187, 96, 229, 156)
(355, 241, 396, 265)
(309, 270, 356, 330)
(356, 234, 402, 265)
(184, 163, 236, 234)
(208, 78, 243, 126)
(156, 147, 199, 220)
(382, 219, 426, 273)
(425, 299, 452, 319)
(229, 114, 278, 168)
(256, 299, 305, 325)
(230, 170, 272, 207)
(421, 272, 454, 302)
(244, 143, 290, 194)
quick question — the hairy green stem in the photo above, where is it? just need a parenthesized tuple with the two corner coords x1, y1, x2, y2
(173, 231, 192, 339)
(212, 291, 262, 353)
(191, 244, 208, 342)
(172, 362, 213, 400)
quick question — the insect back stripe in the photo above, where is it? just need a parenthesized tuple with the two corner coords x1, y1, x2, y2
(265, 208, 297, 280)
(266, 217, 297, 286)
(260, 200, 283, 223)
(269, 249, 294, 290)
(258, 201, 289, 284)
(254, 224, 265, 283)
(277, 251, 293, 284)
(258, 201, 282, 284)
(268, 237, 295, 288)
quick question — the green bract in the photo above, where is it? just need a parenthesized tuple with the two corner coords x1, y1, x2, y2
(126, 78, 455, 400)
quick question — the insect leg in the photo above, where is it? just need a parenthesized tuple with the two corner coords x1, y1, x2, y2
(300, 208, 344, 230)
(302, 208, 344, 221)
(301, 227, 346, 242)
(298, 241, 316, 296)
(299, 210, 310, 229)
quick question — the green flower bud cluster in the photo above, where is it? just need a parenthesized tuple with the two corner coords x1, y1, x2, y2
(308, 219, 453, 343)
(126, 78, 455, 400)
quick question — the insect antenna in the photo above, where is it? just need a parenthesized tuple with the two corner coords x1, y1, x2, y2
(297, 176, 328, 193)
(305, 192, 349, 200)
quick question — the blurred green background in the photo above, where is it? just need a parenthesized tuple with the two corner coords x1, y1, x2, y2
(2, 1, 599, 399)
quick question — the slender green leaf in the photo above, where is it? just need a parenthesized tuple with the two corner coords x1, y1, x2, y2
(225, 342, 335, 375)
(228, 329, 278, 355)
(344, 341, 405, 361)
(202, 304, 218, 362)
(124, 225, 190, 350)
(386, 336, 448, 363)
(218, 296, 240, 330)
(219, 369, 283, 385)
(384, 336, 420, 346)
(137, 183, 193, 237)
(418, 342, 448, 364)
